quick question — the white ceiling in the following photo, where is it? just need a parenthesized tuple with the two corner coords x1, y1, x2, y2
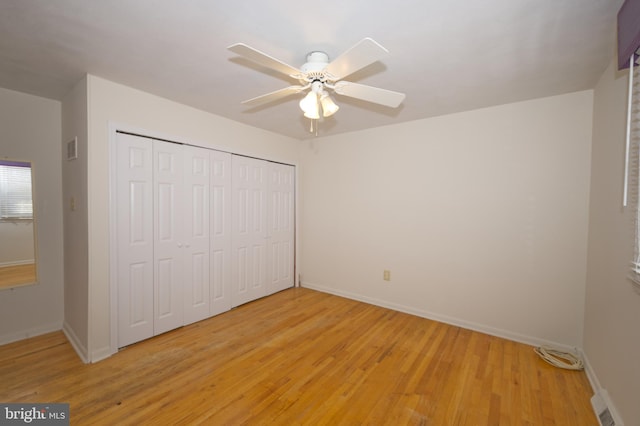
(0, 0, 623, 140)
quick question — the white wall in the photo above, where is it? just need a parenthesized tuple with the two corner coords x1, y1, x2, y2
(85, 75, 299, 361)
(584, 59, 640, 424)
(300, 91, 593, 348)
(61, 76, 89, 360)
(0, 87, 63, 343)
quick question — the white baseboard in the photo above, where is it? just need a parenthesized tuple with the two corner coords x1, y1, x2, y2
(0, 321, 62, 346)
(62, 321, 89, 364)
(581, 350, 601, 394)
(301, 281, 580, 353)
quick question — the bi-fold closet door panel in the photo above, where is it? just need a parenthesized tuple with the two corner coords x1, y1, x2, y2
(231, 156, 268, 307)
(154, 142, 213, 332)
(116, 133, 154, 348)
(182, 145, 212, 325)
(210, 151, 233, 316)
(117, 134, 213, 347)
(266, 163, 295, 295)
(230, 157, 295, 306)
(153, 140, 184, 335)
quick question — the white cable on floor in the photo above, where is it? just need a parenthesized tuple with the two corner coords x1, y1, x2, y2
(534, 346, 584, 370)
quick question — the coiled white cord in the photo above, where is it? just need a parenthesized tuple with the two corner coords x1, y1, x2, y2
(534, 346, 584, 370)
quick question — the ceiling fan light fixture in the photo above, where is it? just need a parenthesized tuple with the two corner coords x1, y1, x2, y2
(320, 92, 339, 117)
(229, 38, 406, 135)
(303, 109, 320, 120)
(299, 91, 320, 119)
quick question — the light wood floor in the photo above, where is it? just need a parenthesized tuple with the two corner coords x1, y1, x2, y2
(0, 288, 597, 425)
(0, 263, 36, 288)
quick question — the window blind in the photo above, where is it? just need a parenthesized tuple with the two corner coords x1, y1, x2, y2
(629, 66, 640, 282)
(0, 160, 33, 220)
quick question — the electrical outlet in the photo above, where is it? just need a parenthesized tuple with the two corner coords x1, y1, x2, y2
(383, 270, 391, 281)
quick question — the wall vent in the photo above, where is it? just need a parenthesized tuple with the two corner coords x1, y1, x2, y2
(591, 390, 623, 426)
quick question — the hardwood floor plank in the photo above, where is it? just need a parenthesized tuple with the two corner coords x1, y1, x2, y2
(0, 288, 597, 425)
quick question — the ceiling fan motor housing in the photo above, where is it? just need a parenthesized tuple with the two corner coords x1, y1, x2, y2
(301, 51, 330, 82)
(305, 51, 329, 65)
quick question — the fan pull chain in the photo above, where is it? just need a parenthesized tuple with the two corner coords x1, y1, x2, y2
(309, 118, 319, 136)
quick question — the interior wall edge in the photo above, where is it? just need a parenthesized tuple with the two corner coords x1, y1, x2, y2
(62, 321, 88, 364)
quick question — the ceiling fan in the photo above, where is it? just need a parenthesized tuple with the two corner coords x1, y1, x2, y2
(227, 38, 405, 131)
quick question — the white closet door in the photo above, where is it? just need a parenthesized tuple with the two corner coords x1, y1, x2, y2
(115, 134, 296, 347)
(266, 163, 295, 295)
(153, 141, 184, 334)
(182, 145, 211, 325)
(116, 133, 154, 347)
(210, 151, 232, 316)
(232, 155, 268, 307)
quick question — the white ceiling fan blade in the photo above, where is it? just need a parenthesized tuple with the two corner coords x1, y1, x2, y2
(324, 38, 389, 81)
(241, 85, 307, 106)
(228, 43, 302, 78)
(333, 81, 405, 108)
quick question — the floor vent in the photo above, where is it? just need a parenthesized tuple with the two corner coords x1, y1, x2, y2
(591, 390, 622, 426)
